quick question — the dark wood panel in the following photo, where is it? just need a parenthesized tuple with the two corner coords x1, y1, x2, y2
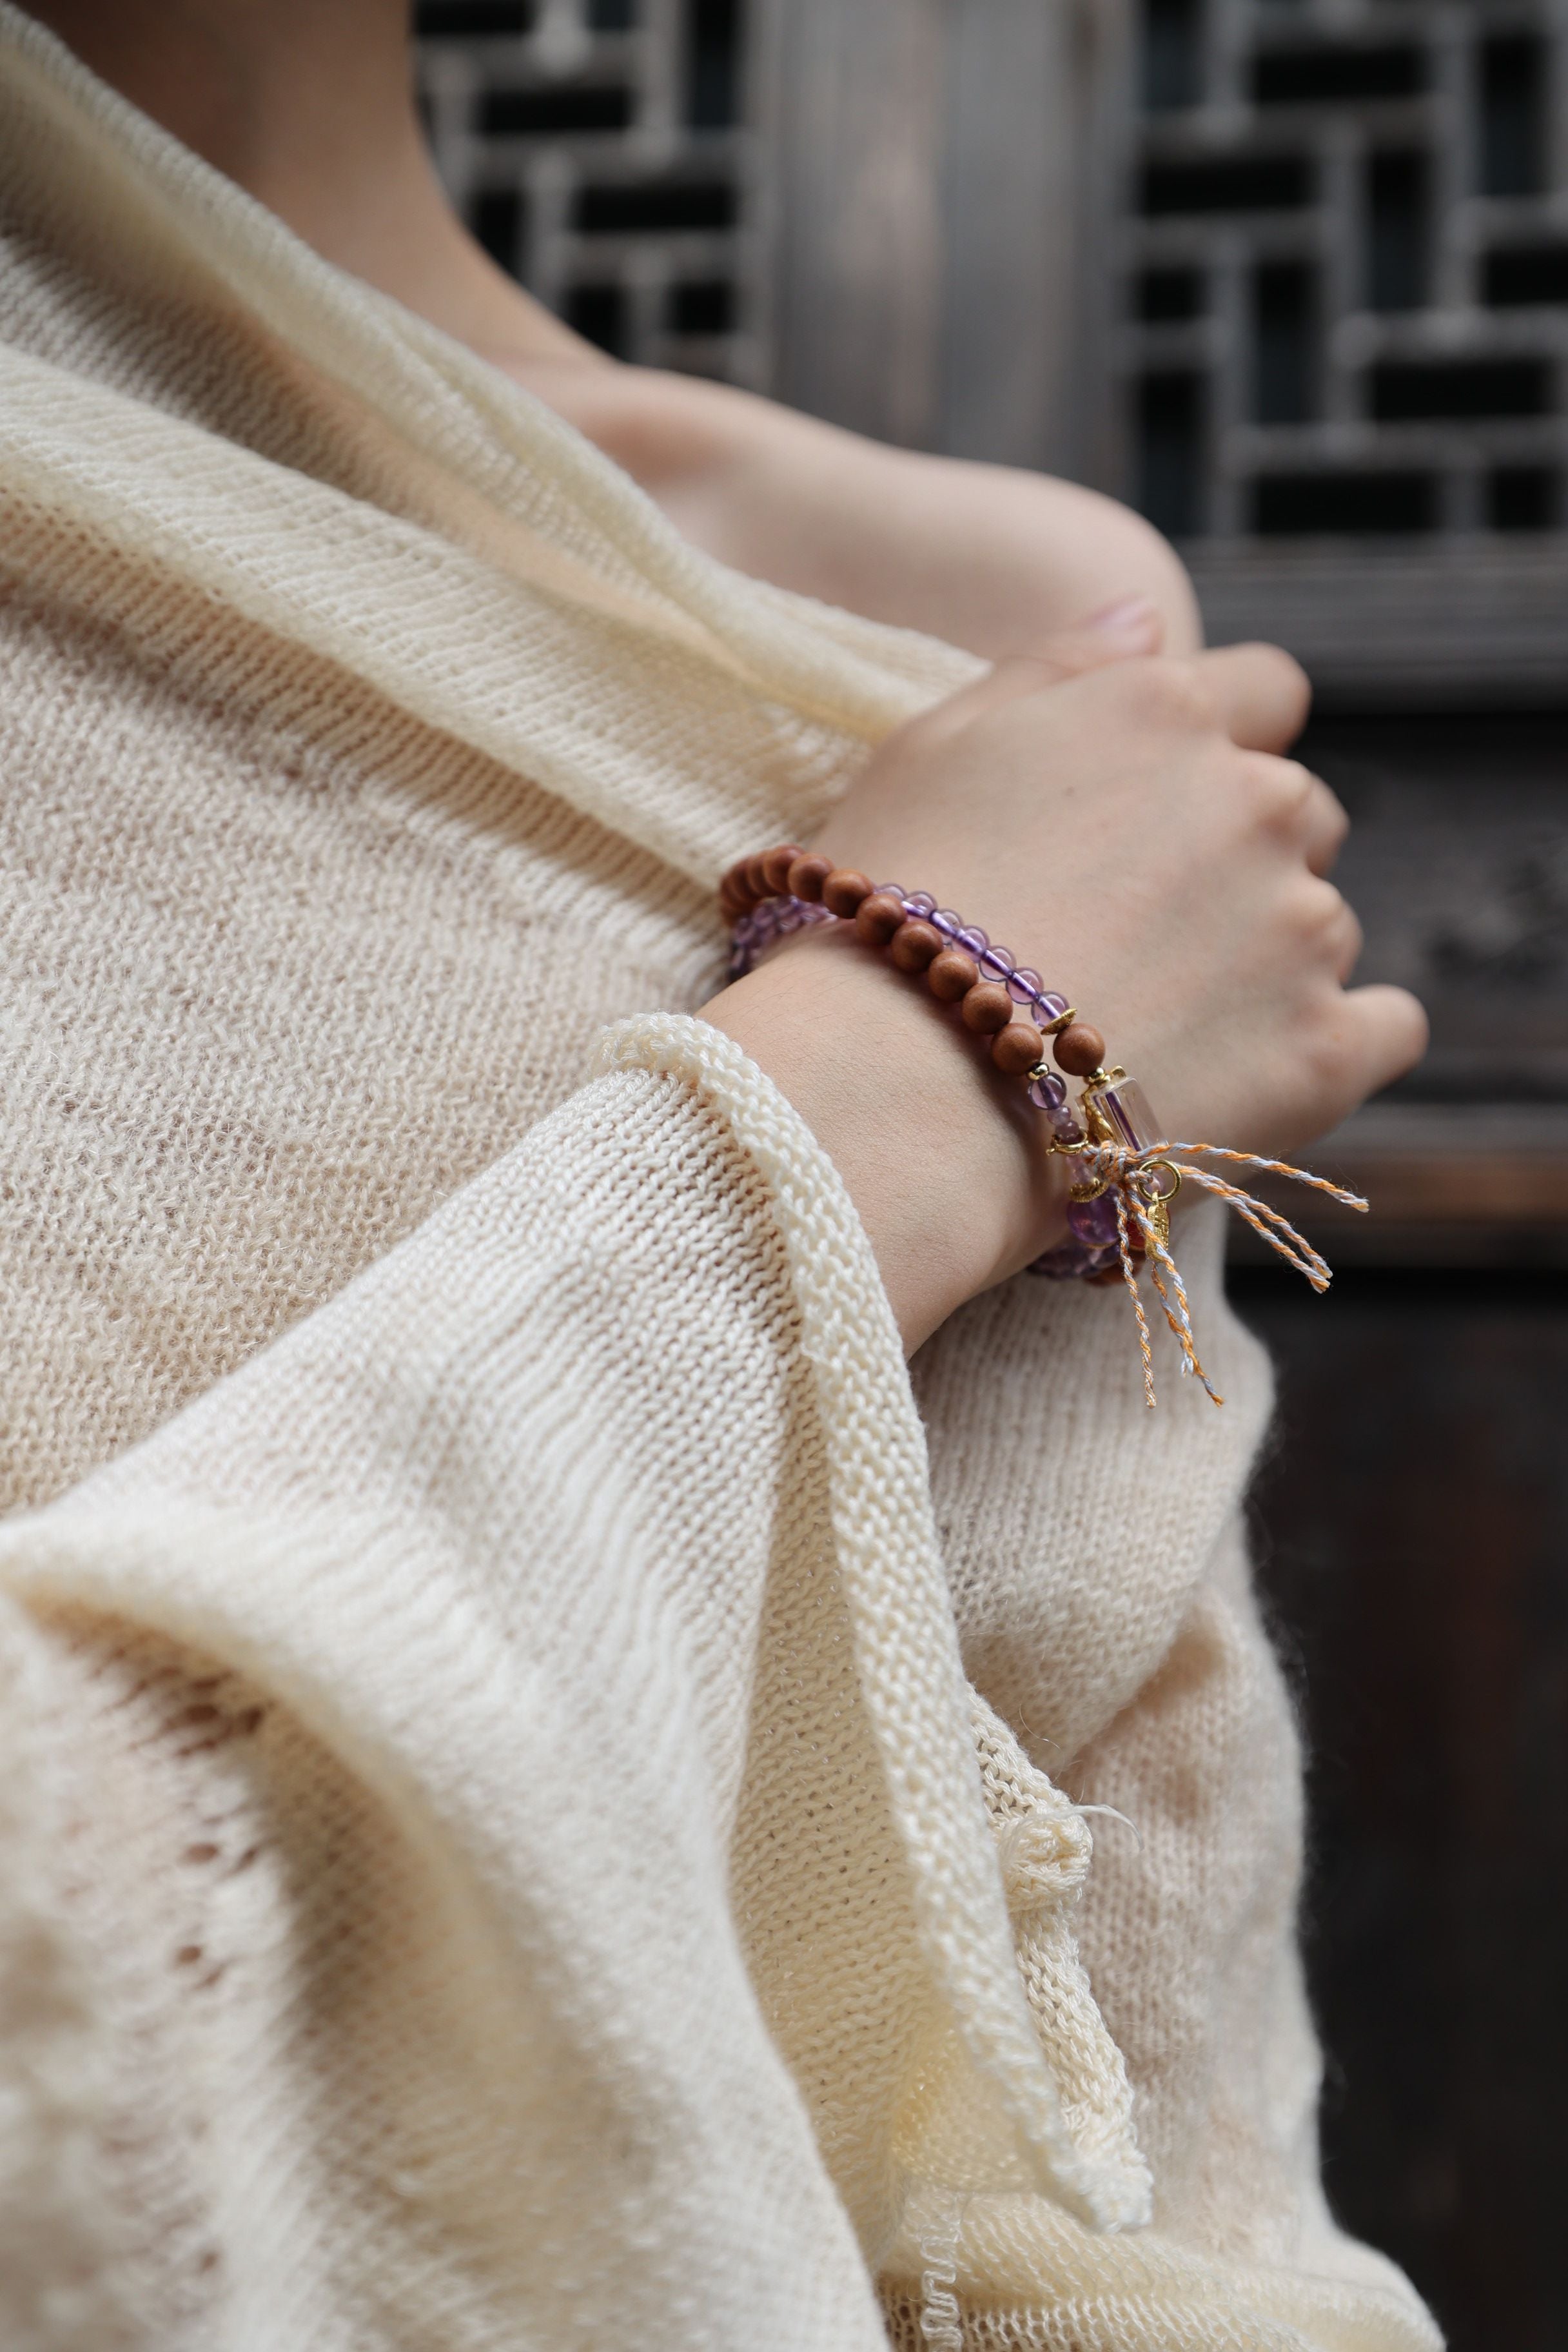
(1196, 542, 1568, 711)
(1234, 1262, 1568, 2352)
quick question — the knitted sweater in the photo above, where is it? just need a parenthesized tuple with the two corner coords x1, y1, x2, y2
(0, 12, 1439, 2347)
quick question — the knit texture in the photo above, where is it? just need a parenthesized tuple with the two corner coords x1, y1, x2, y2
(0, 10, 1438, 2346)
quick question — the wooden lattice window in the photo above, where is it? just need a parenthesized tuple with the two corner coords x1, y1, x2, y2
(1123, 0, 1568, 700)
(416, 0, 770, 386)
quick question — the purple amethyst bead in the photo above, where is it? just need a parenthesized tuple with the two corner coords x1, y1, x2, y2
(1034, 989, 1070, 1024)
(1008, 966, 1044, 1004)
(955, 925, 989, 958)
(903, 890, 937, 917)
(931, 908, 963, 940)
(874, 883, 905, 901)
(1029, 1240, 1101, 1280)
(776, 901, 803, 932)
(1026, 1069, 1067, 1112)
(1066, 1191, 1121, 1251)
(979, 943, 1015, 983)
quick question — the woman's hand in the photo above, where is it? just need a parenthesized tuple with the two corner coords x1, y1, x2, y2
(705, 608, 1427, 1353)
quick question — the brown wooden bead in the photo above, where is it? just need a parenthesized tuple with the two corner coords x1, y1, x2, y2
(786, 852, 833, 903)
(720, 873, 751, 919)
(992, 1021, 1046, 1074)
(822, 867, 874, 917)
(743, 852, 773, 903)
(928, 948, 979, 1001)
(762, 844, 803, 894)
(961, 981, 1014, 1034)
(888, 917, 942, 972)
(854, 890, 906, 946)
(1054, 1022, 1106, 1077)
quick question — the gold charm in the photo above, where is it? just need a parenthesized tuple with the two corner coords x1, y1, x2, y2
(1133, 1160, 1181, 1253)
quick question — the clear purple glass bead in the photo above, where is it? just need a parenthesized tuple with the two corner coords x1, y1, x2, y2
(1066, 1191, 1121, 1251)
(728, 878, 1080, 1089)
(1030, 1240, 1105, 1280)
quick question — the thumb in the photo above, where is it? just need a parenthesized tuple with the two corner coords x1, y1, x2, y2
(917, 594, 1164, 743)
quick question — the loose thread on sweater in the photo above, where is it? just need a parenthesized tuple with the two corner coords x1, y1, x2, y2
(1074, 1801, 1144, 1852)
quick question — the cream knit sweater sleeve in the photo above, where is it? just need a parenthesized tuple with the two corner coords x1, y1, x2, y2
(0, 1020, 1159, 2351)
(0, 8, 1442, 2346)
(0, 1043, 897, 2347)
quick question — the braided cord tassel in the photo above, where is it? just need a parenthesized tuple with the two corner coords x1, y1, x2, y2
(1112, 1189, 1160, 1412)
(1090, 1141, 1366, 1407)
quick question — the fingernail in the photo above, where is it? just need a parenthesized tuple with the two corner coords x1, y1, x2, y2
(1084, 594, 1160, 645)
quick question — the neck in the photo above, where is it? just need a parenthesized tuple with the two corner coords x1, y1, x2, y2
(25, 0, 600, 368)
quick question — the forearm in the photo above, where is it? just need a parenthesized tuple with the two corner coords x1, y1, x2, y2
(704, 930, 1069, 1355)
(678, 425, 1204, 665)
(507, 360, 1202, 667)
(817, 449, 1206, 664)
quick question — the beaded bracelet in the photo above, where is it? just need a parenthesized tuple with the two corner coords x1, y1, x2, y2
(721, 843, 1367, 1407)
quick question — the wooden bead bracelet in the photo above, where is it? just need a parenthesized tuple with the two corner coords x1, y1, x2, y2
(720, 843, 1369, 1408)
(720, 843, 1135, 1180)
(727, 852, 1075, 1076)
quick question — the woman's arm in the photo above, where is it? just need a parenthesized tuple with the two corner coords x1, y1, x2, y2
(498, 359, 1204, 664)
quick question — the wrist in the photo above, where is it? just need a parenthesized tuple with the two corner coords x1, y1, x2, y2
(703, 925, 1068, 1352)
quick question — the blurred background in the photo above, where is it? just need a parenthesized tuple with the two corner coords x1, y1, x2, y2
(412, 4, 1568, 2342)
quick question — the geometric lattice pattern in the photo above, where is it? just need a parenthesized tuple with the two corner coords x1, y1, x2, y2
(416, 0, 767, 385)
(1126, 0, 1568, 542)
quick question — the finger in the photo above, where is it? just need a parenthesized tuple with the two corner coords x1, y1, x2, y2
(1194, 641, 1312, 753)
(914, 596, 1165, 744)
(1328, 894, 1364, 983)
(1301, 773, 1349, 877)
(1258, 760, 1350, 876)
(1342, 982, 1429, 1099)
